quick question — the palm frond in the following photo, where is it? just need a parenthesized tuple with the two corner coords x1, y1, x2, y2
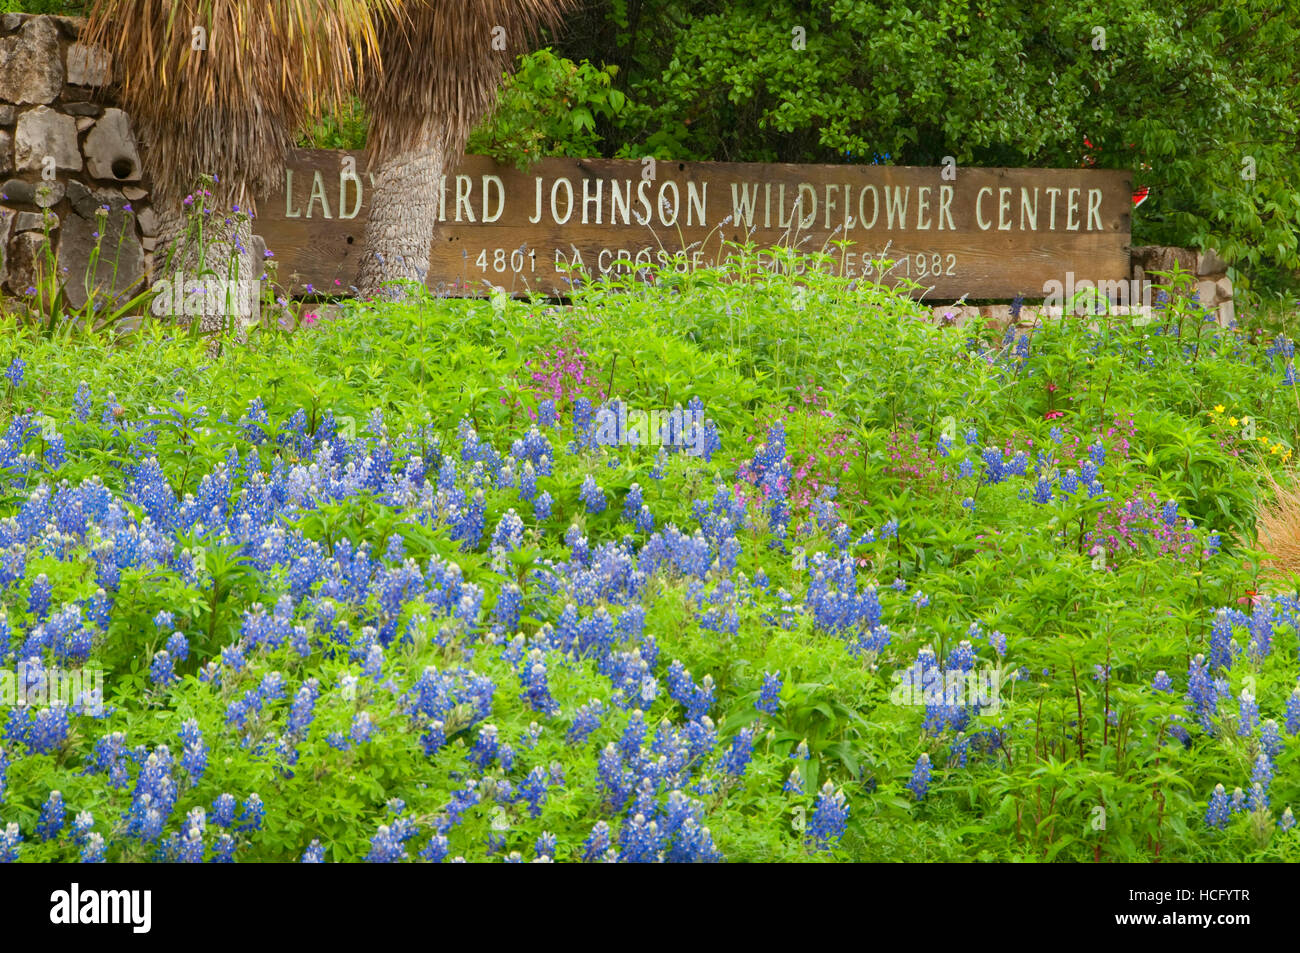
(84, 0, 403, 208)
(361, 0, 576, 164)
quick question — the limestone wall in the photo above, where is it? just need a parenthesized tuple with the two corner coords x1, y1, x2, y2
(0, 13, 154, 307)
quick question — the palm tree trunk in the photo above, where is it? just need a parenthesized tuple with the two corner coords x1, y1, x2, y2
(357, 124, 443, 298)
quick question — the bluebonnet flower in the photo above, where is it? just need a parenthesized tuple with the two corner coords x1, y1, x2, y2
(1205, 784, 1230, 829)
(80, 832, 106, 862)
(149, 650, 177, 687)
(176, 824, 204, 863)
(5, 357, 25, 388)
(784, 768, 804, 795)
(1252, 753, 1273, 793)
(582, 820, 613, 862)
(211, 833, 236, 862)
(519, 650, 559, 716)
(536, 399, 558, 428)
(164, 631, 189, 663)
(210, 793, 237, 828)
(980, 446, 1005, 484)
(808, 782, 849, 847)
(567, 700, 604, 745)
(289, 678, 320, 738)
(420, 833, 450, 863)
(719, 728, 754, 777)
(469, 724, 500, 770)
(906, 753, 932, 800)
(534, 490, 553, 521)
(491, 510, 525, 552)
(791, 739, 810, 760)
(366, 824, 409, 863)
(1229, 786, 1246, 813)
(1281, 808, 1296, 832)
(23, 712, 69, 754)
(1248, 600, 1273, 659)
(1261, 719, 1284, 760)
(756, 671, 782, 715)
(1249, 782, 1268, 812)
(179, 719, 207, 783)
(27, 574, 51, 620)
(949, 733, 970, 768)
(1152, 670, 1172, 693)
(622, 483, 644, 522)
(579, 475, 607, 514)
(520, 766, 549, 817)
(1059, 468, 1079, 496)
(72, 382, 93, 422)
(535, 831, 556, 860)
(301, 839, 325, 862)
(1187, 653, 1217, 731)
(237, 794, 266, 832)
(71, 810, 94, 843)
(124, 747, 177, 843)
(518, 461, 538, 502)
(350, 712, 374, 746)
(1237, 691, 1259, 737)
(37, 790, 65, 840)
(1287, 689, 1300, 735)
(0, 823, 19, 862)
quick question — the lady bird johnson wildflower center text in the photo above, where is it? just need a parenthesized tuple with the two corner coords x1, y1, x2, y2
(258, 153, 1131, 299)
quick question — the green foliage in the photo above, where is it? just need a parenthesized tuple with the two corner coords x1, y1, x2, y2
(294, 51, 628, 167)
(467, 49, 628, 170)
(297, 97, 369, 152)
(1, 1, 87, 12)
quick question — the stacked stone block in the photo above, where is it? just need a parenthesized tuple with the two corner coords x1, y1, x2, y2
(0, 13, 153, 309)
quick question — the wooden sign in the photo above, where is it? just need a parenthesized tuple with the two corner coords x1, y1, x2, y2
(257, 150, 1131, 299)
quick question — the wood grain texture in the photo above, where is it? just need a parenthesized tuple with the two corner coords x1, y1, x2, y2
(256, 150, 1132, 299)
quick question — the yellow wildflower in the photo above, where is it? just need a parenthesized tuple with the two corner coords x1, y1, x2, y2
(1214, 405, 1225, 414)
(1229, 417, 1238, 426)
